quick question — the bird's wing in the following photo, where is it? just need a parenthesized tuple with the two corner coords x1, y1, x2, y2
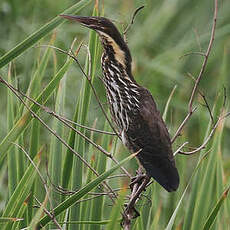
(133, 88, 179, 192)
(139, 88, 173, 159)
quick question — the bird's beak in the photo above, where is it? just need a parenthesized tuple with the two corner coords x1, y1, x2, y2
(60, 15, 98, 30)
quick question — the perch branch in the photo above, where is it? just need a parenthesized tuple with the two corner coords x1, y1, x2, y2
(188, 0, 218, 112)
(172, 0, 218, 143)
(179, 111, 230, 155)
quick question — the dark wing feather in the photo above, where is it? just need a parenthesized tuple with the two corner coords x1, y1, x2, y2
(127, 88, 179, 192)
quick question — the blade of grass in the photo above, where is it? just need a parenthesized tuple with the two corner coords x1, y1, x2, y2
(60, 41, 83, 194)
(58, 220, 113, 225)
(81, 153, 97, 230)
(48, 69, 66, 228)
(28, 195, 49, 230)
(2, 150, 41, 230)
(26, 41, 54, 222)
(26, 34, 55, 103)
(162, 85, 177, 121)
(182, 94, 224, 230)
(106, 186, 127, 230)
(69, 6, 99, 229)
(0, 0, 91, 68)
(6, 64, 17, 197)
(0, 59, 72, 164)
(189, 98, 226, 230)
(89, 121, 111, 230)
(16, 136, 25, 186)
(61, 100, 79, 193)
(202, 188, 229, 230)
(165, 150, 210, 230)
(11, 194, 30, 229)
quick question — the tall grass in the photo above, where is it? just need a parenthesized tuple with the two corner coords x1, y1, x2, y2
(0, 0, 230, 229)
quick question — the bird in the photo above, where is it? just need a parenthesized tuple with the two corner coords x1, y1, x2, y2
(60, 15, 179, 192)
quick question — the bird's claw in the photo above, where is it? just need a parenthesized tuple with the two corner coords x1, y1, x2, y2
(130, 173, 146, 190)
(124, 204, 140, 219)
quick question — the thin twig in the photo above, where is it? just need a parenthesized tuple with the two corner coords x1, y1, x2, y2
(173, 142, 189, 156)
(107, 174, 127, 179)
(123, 6, 145, 37)
(74, 194, 105, 204)
(187, 72, 214, 123)
(11, 143, 61, 228)
(1, 75, 131, 178)
(199, 92, 214, 123)
(34, 197, 62, 230)
(38, 44, 120, 137)
(13, 143, 47, 188)
(126, 177, 150, 211)
(171, 107, 197, 143)
(45, 108, 113, 158)
(38, 45, 132, 178)
(179, 51, 206, 59)
(51, 115, 116, 135)
(0, 76, 117, 203)
(173, 0, 218, 143)
(188, 0, 218, 112)
(89, 188, 127, 196)
(163, 85, 177, 121)
(0, 77, 98, 174)
(83, 44, 92, 80)
(179, 112, 230, 155)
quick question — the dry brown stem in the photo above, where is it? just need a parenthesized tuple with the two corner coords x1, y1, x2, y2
(172, 0, 218, 145)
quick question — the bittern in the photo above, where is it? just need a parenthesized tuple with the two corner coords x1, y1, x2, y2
(61, 15, 179, 192)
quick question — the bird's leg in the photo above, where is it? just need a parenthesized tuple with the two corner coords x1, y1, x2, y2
(129, 166, 146, 190)
(122, 174, 150, 228)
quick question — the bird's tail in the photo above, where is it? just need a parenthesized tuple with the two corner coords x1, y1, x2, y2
(138, 155, 179, 192)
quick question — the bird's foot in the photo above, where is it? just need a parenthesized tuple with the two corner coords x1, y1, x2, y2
(130, 170, 146, 190)
(123, 204, 140, 219)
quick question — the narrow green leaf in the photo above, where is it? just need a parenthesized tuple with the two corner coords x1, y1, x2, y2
(165, 152, 210, 230)
(49, 72, 66, 207)
(61, 100, 79, 193)
(6, 66, 17, 196)
(16, 136, 26, 185)
(28, 196, 48, 230)
(58, 220, 114, 225)
(203, 188, 229, 230)
(11, 194, 29, 229)
(0, 59, 72, 164)
(162, 85, 177, 121)
(0, 0, 91, 68)
(2, 151, 41, 230)
(106, 187, 127, 230)
(190, 111, 226, 230)
(89, 122, 110, 230)
(80, 152, 97, 230)
(26, 36, 54, 102)
(69, 6, 99, 228)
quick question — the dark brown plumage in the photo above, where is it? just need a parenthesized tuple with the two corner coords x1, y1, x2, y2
(61, 15, 179, 192)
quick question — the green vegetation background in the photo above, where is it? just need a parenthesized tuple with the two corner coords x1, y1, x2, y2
(0, 0, 229, 229)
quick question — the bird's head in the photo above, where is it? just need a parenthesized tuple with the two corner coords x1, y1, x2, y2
(60, 15, 132, 71)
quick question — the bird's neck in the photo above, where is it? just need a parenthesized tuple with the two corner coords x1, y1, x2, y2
(101, 49, 136, 84)
(98, 33, 133, 78)
(101, 51, 141, 131)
